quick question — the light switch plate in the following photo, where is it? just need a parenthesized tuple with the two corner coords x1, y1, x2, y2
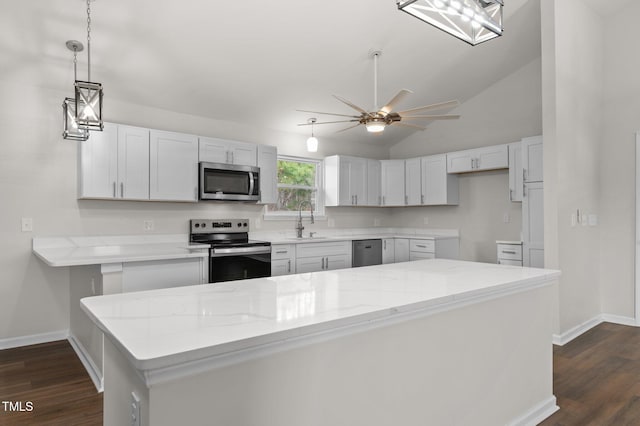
(21, 217, 33, 232)
(503, 213, 510, 223)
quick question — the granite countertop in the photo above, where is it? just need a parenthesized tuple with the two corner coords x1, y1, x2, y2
(81, 259, 560, 383)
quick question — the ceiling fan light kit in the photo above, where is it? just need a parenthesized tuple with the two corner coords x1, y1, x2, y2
(397, 0, 503, 46)
(297, 49, 460, 135)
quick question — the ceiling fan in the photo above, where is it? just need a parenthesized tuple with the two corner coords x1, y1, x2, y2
(297, 50, 461, 134)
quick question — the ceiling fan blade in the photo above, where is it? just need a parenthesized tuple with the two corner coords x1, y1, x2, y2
(379, 89, 412, 114)
(334, 123, 362, 133)
(296, 109, 360, 118)
(401, 114, 460, 120)
(332, 95, 369, 114)
(393, 122, 427, 131)
(297, 119, 360, 126)
(397, 100, 460, 115)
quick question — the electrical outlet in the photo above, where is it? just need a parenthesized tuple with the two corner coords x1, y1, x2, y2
(21, 217, 33, 232)
(143, 220, 154, 231)
(503, 213, 510, 223)
(423, 217, 429, 225)
(131, 392, 141, 426)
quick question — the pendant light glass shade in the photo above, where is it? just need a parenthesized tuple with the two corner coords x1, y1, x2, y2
(397, 0, 503, 46)
(62, 97, 89, 141)
(74, 80, 104, 131)
(306, 136, 318, 152)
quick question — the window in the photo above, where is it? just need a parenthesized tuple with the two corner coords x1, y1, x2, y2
(265, 155, 324, 218)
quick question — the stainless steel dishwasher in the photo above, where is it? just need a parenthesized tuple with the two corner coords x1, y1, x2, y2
(352, 239, 382, 267)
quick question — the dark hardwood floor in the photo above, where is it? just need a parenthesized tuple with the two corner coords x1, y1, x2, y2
(2, 323, 640, 425)
(0, 340, 102, 425)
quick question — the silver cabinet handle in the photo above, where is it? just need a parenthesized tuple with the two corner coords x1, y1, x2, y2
(321, 257, 325, 269)
(287, 259, 291, 273)
(113, 182, 116, 198)
(509, 189, 513, 200)
(382, 195, 385, 205)
(276, 250, 287, 254)
(325, 257, 329, 269)
(120, 182, 124, 198)
(471, 158, 474, 169)
(351, 195, 355, 205)
(231, 151, 234, 164)
(502, 250, 517, 254)
(383, 240, 386, 250)
(378, 195, 381, 205)
(355, 195, 358, 205)
(416, 244, 427, 248)
(405, 195, 408, 205)
(421, 194, 424, 204)
(523, 168, 527, 182)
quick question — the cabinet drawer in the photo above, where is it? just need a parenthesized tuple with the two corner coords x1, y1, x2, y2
(409, 251, 435, 261)
(410, 239, 435, 253)
(498, 259, 523, 266)
(296, 241, 351, 258)
(497, 244, 522, 261)
(271, 244, 295, 260)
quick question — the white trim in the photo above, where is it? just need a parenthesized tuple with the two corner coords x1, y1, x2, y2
(635, 132, 640, 324)
(552, 313, 639, 346)
(68, 334, 104, 392)
(507, 396, 559, 426)
(0, 329, 69, 350)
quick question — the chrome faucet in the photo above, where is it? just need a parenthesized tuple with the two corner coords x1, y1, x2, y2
(295, 200, 314, 238)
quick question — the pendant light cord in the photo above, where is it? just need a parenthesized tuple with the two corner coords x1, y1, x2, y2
(373, 53, 378, 111)
(86, 0, 91, 81)
(73, 47, 78, 81)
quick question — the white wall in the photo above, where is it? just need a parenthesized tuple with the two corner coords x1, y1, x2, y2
(598, 1, 640, 318)
(541, 0, 604, 333)
(389, 59, 543, 262)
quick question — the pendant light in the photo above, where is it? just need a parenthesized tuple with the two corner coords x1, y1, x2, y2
(74, 0, 104, 131)
(62, 40, 89, 141)
(306, 118, 318, 152)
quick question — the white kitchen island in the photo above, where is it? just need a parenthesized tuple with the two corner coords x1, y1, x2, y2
(81, 259, 560, 426)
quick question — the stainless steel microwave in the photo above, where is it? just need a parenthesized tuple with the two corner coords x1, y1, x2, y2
(199, 162, 260, 202)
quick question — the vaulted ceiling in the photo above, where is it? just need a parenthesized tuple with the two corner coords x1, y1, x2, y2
(2, 0, 544, 147)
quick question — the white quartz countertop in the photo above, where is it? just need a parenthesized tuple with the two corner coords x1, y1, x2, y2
(268, 233, 456, 245)
(81, 259, 560, 379)
(33, 235, 209, 267)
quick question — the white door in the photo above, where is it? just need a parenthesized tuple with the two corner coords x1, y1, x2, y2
(78, 122, 118, 198)
(117, 125, 149, 200)
(381, 160, 406, 206)
(523, 181, 544, 267)
(405, 158, 422, 205)
(229, 141, 257, 166)
(508, 142, 523, 202)
(199, 137, 230, 163)
(382, 238, 395, 264)
(257, 145, 277, 204)
(522, 136, 543, 182)
(367, 159, 381, 206)
(150, 130, 199, 201)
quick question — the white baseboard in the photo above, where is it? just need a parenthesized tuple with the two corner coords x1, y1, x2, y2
(68, 334, 104, 392)
(508, 396, 559, 426)
(553, 313, 639, 346)
(0, 329, 69, 350)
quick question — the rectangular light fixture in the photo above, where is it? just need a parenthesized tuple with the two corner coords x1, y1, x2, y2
(62, 97, 89, 141)
(74, 80, 104, 131)
(397, 0, 504, 46)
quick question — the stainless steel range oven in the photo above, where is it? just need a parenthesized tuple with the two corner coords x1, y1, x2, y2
(189, 219, 271, 283)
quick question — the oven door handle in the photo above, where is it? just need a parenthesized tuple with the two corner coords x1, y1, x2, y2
(211, 246, 271, 256)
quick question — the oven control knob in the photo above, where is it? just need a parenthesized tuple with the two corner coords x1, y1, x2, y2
(201, 223, 206, 228)
(194, 223, 200, 228)
(243, 223, 248, 227)
(237, 222, 242, 227)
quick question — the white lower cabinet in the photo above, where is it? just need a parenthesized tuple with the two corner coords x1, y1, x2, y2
(382, 238, 395, 264)
(394, 238, 410, 263)
(497, 242, 523, 266)
(409, 239, 436, 261)
(121, 258, 207, 293)
(295, 241, 352, 273)
(271, 244, 295, 276)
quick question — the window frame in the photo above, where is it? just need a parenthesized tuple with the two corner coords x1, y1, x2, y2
(263, 155, 325, 220)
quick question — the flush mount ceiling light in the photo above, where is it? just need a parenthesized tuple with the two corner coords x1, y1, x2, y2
(74, 0, 104, 131)
(397, 0, 503, 46)
(306, 118, 318, 152)
(62, 40, 89, 141)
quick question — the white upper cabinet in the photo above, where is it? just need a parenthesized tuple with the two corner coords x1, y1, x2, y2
(257, 144, 278, 204)
(522, 136, 543, 183)
(380, 160, 406, 206)
(421, 154, 459, 205)
(405, 158, 422, 206)
(117, 125, 150, 200)
(149, 130, 199, 202)
(199, 137, 257, 166)
(447, 144, 509, 173)
(366, 159, 381, 206)
(324, 155, 367, 207)
(508, 142, 523, 202)
(79, 123, 149, 200)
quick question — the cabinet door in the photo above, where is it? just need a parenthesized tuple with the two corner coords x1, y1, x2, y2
(78, 122, 118, 198)
(382, 238, 395, 264)
(446, 151, 474, 173)
(476, 144, 508, 171)
(394, 238, 410, 262)
(508, 142, 523, 202)
(380, 160, 405, 206)
(296, 256, 324, 274)
(523, 181, 544, 267)
(229, 141, 257, 166)
(199, 137, 230, 163)
(350, 157, 367, 206)
(338, 157, 353, 206)
(150, 130, 199, 201)
(409, 251, 435, 261)
(367, 159, 381, 206)
(421, 154, 458, 205)
(405, 158, 422, 205)
(522, 135, 543, 183)
(122, 258, 205, 293)
(257, 145, 277, 204)
(272, 259, 294, 276)
(117, 125, 149, 200)
(325, 254, 351, 271)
